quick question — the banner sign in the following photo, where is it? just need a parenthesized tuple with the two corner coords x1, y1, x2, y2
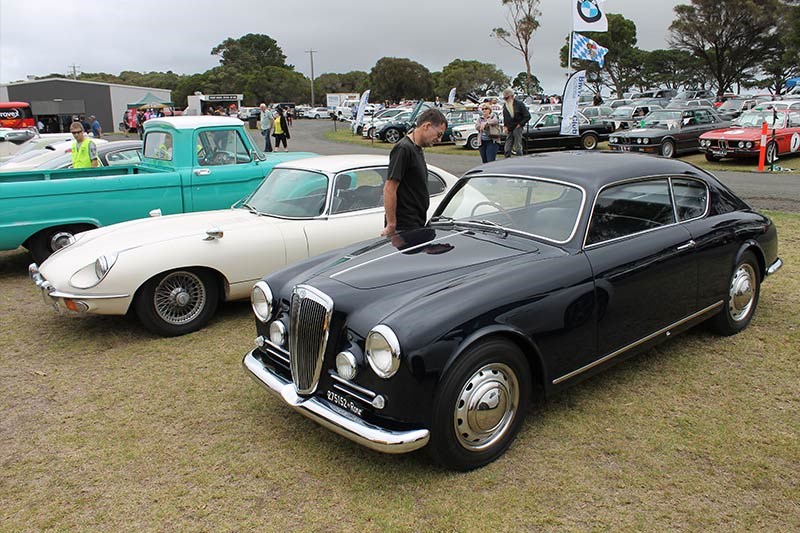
(561, 70, 586, 136)
(447, 87, 457, 104)
(354, 89, 371, 129)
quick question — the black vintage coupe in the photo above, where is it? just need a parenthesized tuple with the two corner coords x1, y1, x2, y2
(242, 152, 782, 470)
(609, 107, 729, 157)
(522, 111, 613, 151)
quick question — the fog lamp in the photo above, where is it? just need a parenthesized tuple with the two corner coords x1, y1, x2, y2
(269, 320, 286, 346)
(336, 351, 358, 380)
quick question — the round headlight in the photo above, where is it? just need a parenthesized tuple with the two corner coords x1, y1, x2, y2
(642, 138, 650, 145)
(269, 320, 286, 346)
(738, 141, 745, 148)
(93, 254, 117, 280)
(745, 141, 753, 149)
(636, 138, 642, 144)
(610, 136, 618, 143)
(251, 281, 273, 323)
(365, 325, 401, 379)
(336, 351, 358, 380)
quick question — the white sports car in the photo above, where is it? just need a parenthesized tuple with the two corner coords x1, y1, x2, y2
(30, 155, 457, 336)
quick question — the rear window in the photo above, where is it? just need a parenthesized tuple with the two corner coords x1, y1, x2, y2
(143, 132, 173, 161)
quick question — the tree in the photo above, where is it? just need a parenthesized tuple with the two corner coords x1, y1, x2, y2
(369, 58, 434, 102)
(314, 71, 369, 96)
(559, 13, 640, 97)
(491, 0, 541, 95)
(641, 49, 702, 90)
(436, 59, 509, 97)
(243, 67, 310, 104)
(511, 71, 542, 95)
(211, 34, 289, 71)
(668, 0, 780, 96)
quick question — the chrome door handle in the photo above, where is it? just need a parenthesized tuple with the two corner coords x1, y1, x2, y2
(677, 240, 696, 251)
(194, 169, 211, 176)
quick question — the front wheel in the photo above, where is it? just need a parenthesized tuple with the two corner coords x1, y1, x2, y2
(766, 142, 778, 165)
(384, 128, 401, 143)
(27, 224, 94, 264)
(581, 132, 599, 150)
(428, 338, 531, 471)
(134, 268, 219, 337)
(660, 139, 676, 158)
(710, 251, 760, 336)
(467, 134, 480, 150)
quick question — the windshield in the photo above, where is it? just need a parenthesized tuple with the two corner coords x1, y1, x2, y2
(244, 168, 329, 217)
(436, 176, 583, 242)
(639, 110, 683, 128)
(733, 111, 784, 128)
(674, 91, 695, 100)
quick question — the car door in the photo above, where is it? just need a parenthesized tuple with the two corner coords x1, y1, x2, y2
(583, 177, 697, 358)
(525, 113, 563, 150)
(191, 128, 264, 212)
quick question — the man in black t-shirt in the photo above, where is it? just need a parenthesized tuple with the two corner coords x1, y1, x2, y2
(381, 108, 448, 237)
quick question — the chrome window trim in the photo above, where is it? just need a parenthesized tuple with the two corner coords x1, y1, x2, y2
(327, 165, 390, 214)
(582, 174, 709, 249)
(669, 176, 710, 223)
(552, 300, 724, 385)
(443, 173, 587, 245)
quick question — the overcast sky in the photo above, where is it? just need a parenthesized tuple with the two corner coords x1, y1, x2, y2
(0, 0, 683, 95)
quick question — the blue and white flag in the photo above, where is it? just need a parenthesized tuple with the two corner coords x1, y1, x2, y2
(573, 0, 608, 32)
(572, 33, 609, 68)
(354, 89, 370, 129)
(561, 70, 586, 136)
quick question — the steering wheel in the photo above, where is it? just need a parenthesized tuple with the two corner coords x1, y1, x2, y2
(211, 151, 235, 165)
(470, 201, 514, 225)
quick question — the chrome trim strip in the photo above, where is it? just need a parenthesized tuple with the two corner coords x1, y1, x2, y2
(262, 340, 290, 365)
(330, 230, 471, 279)
(332, 383, 374, 405)
(329, 373, 377, 398)
(243, 350, 429, 454)
(552, 301, 724, 385)
(766, 257, 783, 276)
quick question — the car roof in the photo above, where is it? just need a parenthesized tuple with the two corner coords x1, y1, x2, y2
(463, 151, 711, 192)
(145, 116, 243, 130)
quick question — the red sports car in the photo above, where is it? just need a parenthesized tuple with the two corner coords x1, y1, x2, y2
(699, 109, 800, 163)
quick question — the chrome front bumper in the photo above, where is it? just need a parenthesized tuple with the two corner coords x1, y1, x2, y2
(28, 263, 129, 314)
(767, 257, 783, 277)
(242, 349, 430, 454)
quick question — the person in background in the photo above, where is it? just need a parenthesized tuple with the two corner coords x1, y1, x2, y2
(259, 103, 274, 152)
(475, 104, 501, 163)
(80, 115, 91, 133)
(593, 93, 603, 106)
(381, 108, 447, 240)
(501, 88, 531, 157)
(89, 115, 102, 138)
(36, 119, 45, 132)
(272, 107, 290, 152)
(69, 122, 99, 168)
(155, 134, 173, 160)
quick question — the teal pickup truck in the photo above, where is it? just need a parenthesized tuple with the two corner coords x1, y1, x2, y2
(1, 116, 313, 262)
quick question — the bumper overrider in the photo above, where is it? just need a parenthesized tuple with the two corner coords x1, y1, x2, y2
(28, 263, 129, 314)
(242, 348, 430, 454)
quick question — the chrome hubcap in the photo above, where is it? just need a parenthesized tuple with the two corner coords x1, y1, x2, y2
(50, 231, 74, 251)
(454, 363, 519, 451)
(663, 143, 674, 157)
(729, 263, 756, 322)
(153, 271, 206, 325)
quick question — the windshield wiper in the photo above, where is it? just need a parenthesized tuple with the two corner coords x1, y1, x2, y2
(240, 202, 260, 215)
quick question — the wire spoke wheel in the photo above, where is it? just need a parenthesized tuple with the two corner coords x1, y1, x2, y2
(153, 271, 207, 325)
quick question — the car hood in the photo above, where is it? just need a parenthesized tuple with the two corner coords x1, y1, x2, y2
(699, 127, 760, 140)
(52, 208, 279, 263)
(311, 226, 544, 290)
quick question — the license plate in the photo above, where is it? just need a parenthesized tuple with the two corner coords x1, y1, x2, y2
(712, 150, 726, 156)
(326, 390, 364, 416)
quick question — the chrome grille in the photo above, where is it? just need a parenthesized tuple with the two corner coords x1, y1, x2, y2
(289, 285, 334, 395)
(718, 139, 728, 150)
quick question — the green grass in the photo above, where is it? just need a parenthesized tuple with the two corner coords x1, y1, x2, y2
(1, 213, 798, 530)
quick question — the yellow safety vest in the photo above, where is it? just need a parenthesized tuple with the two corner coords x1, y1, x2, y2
(71, 139, 97, 168)
(273, 116, 283, 135)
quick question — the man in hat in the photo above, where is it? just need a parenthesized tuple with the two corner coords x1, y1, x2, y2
(501, 88, 530, 157)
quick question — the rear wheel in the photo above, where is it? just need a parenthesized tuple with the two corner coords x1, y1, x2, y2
(428, 338, 531, 471)
(27, 224, 95, 264)
(134, 268, 219, 337)
(710, 251, 760, 336)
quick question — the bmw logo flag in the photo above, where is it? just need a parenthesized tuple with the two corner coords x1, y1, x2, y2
(573, 0, 608, 32)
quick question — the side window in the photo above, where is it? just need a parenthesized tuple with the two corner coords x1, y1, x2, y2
(694, 110, 712, 124)
(426, 171, 446, 195)
(197, 130, 251, 166)
(330, 168, 387, 214)
(587, 179, 675, 245)
(787, 111, 800, 127)
(672, 178, 708, 221)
